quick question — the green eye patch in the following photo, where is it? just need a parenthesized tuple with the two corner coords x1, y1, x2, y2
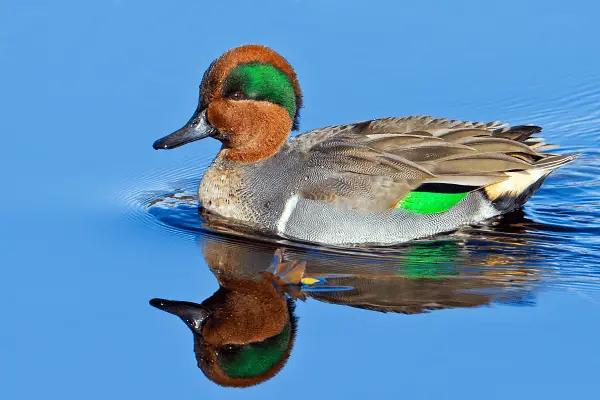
(222, 62, 297, 121)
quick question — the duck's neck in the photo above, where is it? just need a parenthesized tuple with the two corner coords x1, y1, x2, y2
(217, 141, 288, 163)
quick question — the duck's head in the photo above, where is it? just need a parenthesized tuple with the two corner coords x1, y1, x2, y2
(153, 44, 302, 162)
(149, 279, 297, 387)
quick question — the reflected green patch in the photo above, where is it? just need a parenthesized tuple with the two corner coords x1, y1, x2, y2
(218, 324, 291, 379)
(400, 243, 459, 279)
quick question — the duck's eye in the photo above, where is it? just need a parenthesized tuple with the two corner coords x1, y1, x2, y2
(231, 91, 246, 100)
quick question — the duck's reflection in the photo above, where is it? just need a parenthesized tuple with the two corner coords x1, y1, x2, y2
(151, 243, 304, 387)
(151, 230, 540, 387)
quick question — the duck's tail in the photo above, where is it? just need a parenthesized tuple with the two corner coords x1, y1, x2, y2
(484, 152, 580, 212)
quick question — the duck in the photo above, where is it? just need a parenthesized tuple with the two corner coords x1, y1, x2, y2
(153, 44, 578, 246)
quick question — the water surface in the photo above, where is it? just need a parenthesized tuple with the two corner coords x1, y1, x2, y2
(2, 1, 600, 399)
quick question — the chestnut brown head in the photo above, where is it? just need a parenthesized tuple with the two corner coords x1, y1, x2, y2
(153, 45, 303, 162)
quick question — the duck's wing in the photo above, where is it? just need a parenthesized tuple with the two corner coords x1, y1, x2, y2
(290, 116, 577, 212)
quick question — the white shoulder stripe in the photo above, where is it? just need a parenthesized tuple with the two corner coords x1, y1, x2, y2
(277, 195, 299, 234)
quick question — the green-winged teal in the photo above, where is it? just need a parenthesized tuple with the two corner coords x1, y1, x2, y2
(153, 44, 578, 246)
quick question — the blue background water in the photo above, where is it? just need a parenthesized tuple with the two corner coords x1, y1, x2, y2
(2, 0, 600, 398)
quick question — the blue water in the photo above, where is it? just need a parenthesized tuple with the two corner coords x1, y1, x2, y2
(2, 0, 600, 398)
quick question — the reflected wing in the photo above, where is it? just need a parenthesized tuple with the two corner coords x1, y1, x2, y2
(305, 275, 495, 314)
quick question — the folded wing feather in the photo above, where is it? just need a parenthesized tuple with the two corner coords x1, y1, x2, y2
(291, 116, 565, 212)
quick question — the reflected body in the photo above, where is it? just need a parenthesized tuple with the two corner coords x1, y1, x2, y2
(153, 45, 578, 246)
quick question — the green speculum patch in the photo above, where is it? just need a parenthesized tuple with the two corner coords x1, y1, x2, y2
(223, 63, 297, 121)
(396, 191, 469, 214)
